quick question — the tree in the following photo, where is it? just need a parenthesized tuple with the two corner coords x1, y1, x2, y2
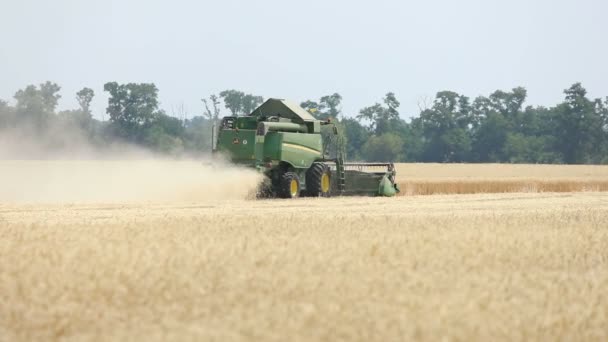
(219, 90, 244, 116)
(488, 87, 527, 123)
(361, 133, 403, 162)
(357, 92, 401, 135)
(0, 99, 13, 127)
(218, 90, 263, 116)
(143, 123, 184, 155)
(242, 94, 264, 115)
(14, 85, 45, 118)
(342, 118, 369, 160)
(300, 100, 323, 117)
(103, 82, 161, 142)
(552, 83, 603, 163)
(183, 116, 214, 153)
(418, 91, 473, 162)
(319, 93, 343, 119)
(301, 93, 343, 120)
(58, 109, 92, 132)
(39, 81, 62, 114)
(503, 133, 561, 163)
(202, 94, 221, 122)
(0, 100, 14, 130)
(400, 118, 425, 162)
(438, 128, 472, 162)
(55, 88, 96, 133)
(154, 112, 184, 137)
(76, 87, 94, 116)
(471, 111, 510, 162)
(13, 82, 61, 130)
(597, 97, 608, 163)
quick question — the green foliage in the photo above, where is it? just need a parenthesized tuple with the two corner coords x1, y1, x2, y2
(183, 116, 213, 153)
(503, 133, 562, 164)
(58, 109, 92, 132)
(487, 87, 527, 122)
(38, 81, 62, 114)
(142, 124, 184, 155)
(104, 82, 160, 142)
(104, 82, 189, 154)
(418, 91, 473, 162)
(301, 93, 343, 120)
(357, 92, 401, 135)
(341, 118, 369, 160)
(76, 87, 94, 116)
(219, 90, 264, 116)
(472, 112, 509, 162)
(0, 99, 14, 128)
(399, 118, 425, 162)
(201, 94, 221, 122)
(12, 82, 62, 131)
(2, 81, 607, 163)
(319, 93, 343, 119)
(362, 133, 403, 162)
(300, 100, 322, 117)
(551, 83, 604, 164)
(54, 88, 96, 134)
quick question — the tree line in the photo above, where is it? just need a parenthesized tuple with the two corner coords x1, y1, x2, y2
(0, 81, 606, 163)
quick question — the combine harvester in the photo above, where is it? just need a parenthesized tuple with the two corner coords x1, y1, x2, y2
(212, 99, 399, 198)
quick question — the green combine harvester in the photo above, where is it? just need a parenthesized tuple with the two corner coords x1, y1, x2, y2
(212, 98, 399, 198)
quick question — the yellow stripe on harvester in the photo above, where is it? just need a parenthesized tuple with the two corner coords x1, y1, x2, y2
(283, 143, 320, 154)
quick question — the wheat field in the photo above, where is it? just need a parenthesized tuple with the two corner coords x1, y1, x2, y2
(395, 163, 608, 195)
(1, 161, 607, 341)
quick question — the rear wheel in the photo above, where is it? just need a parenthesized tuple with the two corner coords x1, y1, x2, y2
(278, 172, 300, 198)
(306, 162, 332, 197)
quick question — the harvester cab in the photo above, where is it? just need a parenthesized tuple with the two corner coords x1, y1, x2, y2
(212, 98, 399, 198)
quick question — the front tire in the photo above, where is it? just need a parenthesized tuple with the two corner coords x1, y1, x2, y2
(306, 162, 332, 197)
(278, 172, 300, 198)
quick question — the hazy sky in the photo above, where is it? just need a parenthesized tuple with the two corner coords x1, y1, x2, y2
(1, 0, 606, 120)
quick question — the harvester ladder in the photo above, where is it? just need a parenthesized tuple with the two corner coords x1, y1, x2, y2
(336, 155, 346, 194)
(326, 123, 346, 195)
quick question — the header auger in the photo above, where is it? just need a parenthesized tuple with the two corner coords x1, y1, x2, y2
(212, 98, 399, 198)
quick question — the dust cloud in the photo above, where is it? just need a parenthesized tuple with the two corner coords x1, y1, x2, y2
(0, 127, 262, 203)
(0, 160, 262, 203)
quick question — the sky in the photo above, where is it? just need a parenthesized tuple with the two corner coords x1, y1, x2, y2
(1, 0, 607, 120)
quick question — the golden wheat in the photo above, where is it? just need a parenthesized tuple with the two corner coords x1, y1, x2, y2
(395, 163, 608, 195)
(1, 161, 607, 341)
(395, 163, 608, 179)
(1, 193, 608, 341)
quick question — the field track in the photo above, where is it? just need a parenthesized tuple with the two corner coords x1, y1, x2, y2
(0, 161, 606, 203)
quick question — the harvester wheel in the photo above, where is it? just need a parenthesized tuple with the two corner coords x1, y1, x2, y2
(279, 172, 301, 198)
(306, 162, 332, 197)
